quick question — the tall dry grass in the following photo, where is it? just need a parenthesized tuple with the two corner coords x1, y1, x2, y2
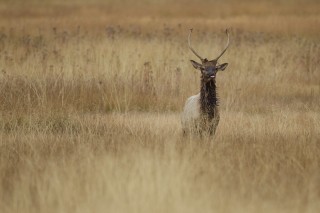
(0, 0, 320, 213)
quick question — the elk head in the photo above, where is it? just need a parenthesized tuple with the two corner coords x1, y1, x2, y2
(188, 29, 230, 82)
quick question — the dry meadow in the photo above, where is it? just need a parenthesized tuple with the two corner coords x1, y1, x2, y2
(0, 0, 320, 212)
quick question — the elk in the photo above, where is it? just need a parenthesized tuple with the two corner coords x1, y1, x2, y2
(181, 29, 230, 136)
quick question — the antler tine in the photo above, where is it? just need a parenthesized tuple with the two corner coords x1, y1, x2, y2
(214, 29, 230, 61)
(188, 29, 204, 62)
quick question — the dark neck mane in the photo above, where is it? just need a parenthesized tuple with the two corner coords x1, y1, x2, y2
(200, 77, 218, 120)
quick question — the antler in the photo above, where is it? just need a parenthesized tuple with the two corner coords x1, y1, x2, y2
(188, 29, 204, 62)
(214, 29, 230, 61)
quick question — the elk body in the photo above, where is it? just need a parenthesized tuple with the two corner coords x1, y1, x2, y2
(181, 29, 230, 136)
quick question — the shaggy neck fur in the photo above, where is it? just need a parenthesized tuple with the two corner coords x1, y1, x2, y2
(200, 77, 218, 120)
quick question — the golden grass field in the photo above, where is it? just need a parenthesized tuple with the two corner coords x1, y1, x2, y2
(0, 0, 320, 212)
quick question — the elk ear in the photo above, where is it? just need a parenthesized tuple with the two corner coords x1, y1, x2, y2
(217, 63, 228, 71)
(190, 60, 203, 70)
